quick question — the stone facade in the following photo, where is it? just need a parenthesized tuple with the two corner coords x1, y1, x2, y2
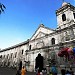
(0, 2, 75, 72)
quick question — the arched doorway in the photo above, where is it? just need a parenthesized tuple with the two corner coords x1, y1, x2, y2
(35, 53, 44, 72)
(51, 38, 55, 45)
(19, 61, 22, 70)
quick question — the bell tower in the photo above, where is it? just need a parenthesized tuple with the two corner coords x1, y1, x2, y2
(56, 2, 75, 29)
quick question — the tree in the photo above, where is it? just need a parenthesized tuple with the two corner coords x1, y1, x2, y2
(0, 3, 6, 14)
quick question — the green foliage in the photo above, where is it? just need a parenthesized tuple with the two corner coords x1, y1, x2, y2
(0, 3, 6, 14)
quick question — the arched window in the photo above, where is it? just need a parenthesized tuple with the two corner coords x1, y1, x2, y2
(29, 45, 31, 50)
(0, 55, 2, 58)
(11, 53, 13, 58)
(7, 54, 9, 59)
(22, 50, 24, 54)
(62, 14, 66, 21)
(15, 52, 17, 58)
(4, 55, 5, 58)
(51, 38, 55, 45)
(73, 13, 75, 19)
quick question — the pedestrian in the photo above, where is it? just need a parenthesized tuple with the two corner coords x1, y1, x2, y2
(69, 68, 74, 75)
(35, 68, 38, 75)
(40, 72, 43, 75)
(21, 66, 26, 75)
(38, 72, 40, 75)
(51, 65, 58, 75)
(16, 69, 21, 75)
(42, 69, 47, 75)
(49, 72, 52, 75)
(38, 69, 40, 75)
(65, 70, 71, 75)
(61, 67, 66, 75)
(61, 69, 66, 75)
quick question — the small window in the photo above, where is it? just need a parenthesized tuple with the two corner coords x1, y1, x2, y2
(51, 38, 55, 45)
(7, 54, 9, 59)
(0, 55, 2, 58)
(22, 50, 24, 54)
(29, 45, 31, 50)
(62, 14, 66, 21)
(4, 55, 5, 58)
(73, 13, 75, 19)
(15, 52, 17, 58)
(11, 53, 13, 58)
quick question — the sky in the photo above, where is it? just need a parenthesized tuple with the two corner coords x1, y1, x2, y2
(0, 0, 75, 49)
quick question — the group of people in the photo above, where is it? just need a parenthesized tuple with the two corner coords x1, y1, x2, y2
(50, 66, 74, 75)
(49, 66, 74, 75)
(16, 66, 26, 75)
(61, 67, 74, 75)
(50, 65, 58, 75)
(15, 64, 74, 75)
(35, 65, 58, 75)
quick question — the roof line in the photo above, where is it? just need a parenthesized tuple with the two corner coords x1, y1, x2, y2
(30, 24, 55, 40)
(1, 39, 29, 51)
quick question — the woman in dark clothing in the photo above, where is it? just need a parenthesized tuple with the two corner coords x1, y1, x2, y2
(69, 68, 74, 75)
(65, 70, 71, 75)
(16, 69, 21, 75)
(61, 69, 66, 75)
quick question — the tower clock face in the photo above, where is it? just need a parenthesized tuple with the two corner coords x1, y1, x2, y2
(62, 14, 66, 21)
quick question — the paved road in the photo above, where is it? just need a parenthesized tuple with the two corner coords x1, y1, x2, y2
(0, 67, 67, 75)
(0, 67, 36, 75)
(0, 67, 16, 75)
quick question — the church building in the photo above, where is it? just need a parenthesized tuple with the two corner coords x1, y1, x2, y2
(0, 2, 75, 72)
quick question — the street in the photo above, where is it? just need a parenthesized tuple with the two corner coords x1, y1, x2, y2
(0, 67, 36, 75)
(1, 67, 75, 75)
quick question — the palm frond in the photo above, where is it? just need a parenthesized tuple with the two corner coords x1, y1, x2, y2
(1, 8, 4, 12)
(0, 4, 2, 9)
(0, 3, 6, 14)
(0, 10, 1, 14)
(2, 4, 6, 9)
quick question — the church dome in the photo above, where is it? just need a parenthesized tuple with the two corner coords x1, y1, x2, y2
(62, 2, 68, 7)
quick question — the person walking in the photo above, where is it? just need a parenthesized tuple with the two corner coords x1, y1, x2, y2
(61, 68, 66, 75)
(69, 68, 74, 75)
(51, 65, 58, 75)
(65, 70, 71, 75)
(16, 69, 21, 75)
(21, 66, 26, 75)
